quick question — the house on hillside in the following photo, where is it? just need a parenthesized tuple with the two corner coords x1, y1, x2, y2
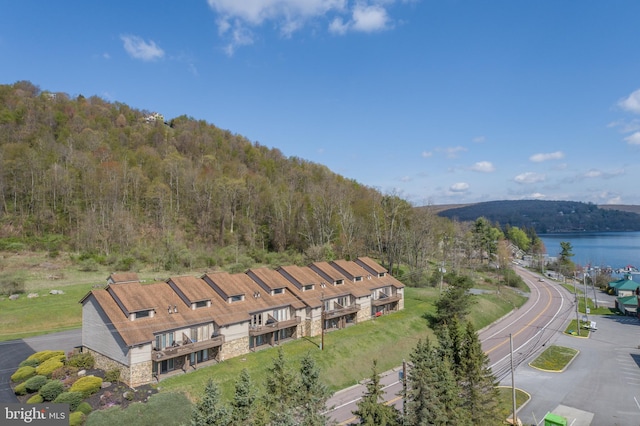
(80, 257, 404, 387)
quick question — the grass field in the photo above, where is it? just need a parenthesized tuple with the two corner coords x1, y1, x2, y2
(529, 345, 578, 371)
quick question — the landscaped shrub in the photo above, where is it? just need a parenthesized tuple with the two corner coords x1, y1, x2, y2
(27, 394, 44, 404)
(104, 368, 120, 383)
(51, 365, 79, 380)
(13, 382, 27, 395)
(54, 391, 84, 411)
(36, 356, 65, 377)
(23, 375, 48, 393)
(67, 352, 95, 369)
(76, 402, 92, 415)
(39, 380, 65, 401)
(27, 350, 65, 364)
(11, 366, 36, 383)
(69, 411, 86, 426)
(19, 358, 40, 368)
(70, 375, 103, 397)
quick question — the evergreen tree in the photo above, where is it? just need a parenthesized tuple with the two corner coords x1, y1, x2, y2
(353, 359, 400, 426)
(262, 347, 299, 426)
(297, 352, 332, 426)
(405, 338, 467, 426)
(230, 368, 257, 426)
(458, 321, 500, 425)
(191, 379, 230, 426)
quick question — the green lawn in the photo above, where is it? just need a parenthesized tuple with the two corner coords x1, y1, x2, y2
(497, 387, 529, 423)
(529, 345, 578, 371)
(0, 282, 93, 341)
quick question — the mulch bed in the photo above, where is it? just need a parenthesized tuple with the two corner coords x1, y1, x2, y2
(14, 367, 158, 411)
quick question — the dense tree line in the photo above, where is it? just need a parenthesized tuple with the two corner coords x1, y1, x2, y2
(0, 82, 543, 288)
(438, 200, 640, 233)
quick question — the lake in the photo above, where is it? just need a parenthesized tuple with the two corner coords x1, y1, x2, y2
(539, 231, 640, 271)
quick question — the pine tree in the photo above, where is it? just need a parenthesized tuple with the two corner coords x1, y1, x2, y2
(405, 338, 467, 426)
(353, 359, 400, 426)
(191, 379, 230, 426)
(458, 321, 500, 425)
(262, 347, 299, 426)
(297, 352, 332, 426)
(230, 368, 257, 426)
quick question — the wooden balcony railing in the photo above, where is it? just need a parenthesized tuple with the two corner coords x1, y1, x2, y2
(371, 294, 402, 307)
(324, 303, 360, 320)
(153, 335, 225, 361)
(249, 316, 302, 336)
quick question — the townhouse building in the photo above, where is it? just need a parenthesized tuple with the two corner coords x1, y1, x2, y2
(80, 257, 404, 387)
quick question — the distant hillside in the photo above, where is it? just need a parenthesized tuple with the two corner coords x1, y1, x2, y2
(435, 200, 640, 233)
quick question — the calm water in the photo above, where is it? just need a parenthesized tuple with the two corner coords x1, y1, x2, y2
(539, 231, 640, 271)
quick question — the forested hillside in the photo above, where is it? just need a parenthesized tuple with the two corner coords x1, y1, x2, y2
(0, 81, 448, 273)
(437, 200, 640, 233)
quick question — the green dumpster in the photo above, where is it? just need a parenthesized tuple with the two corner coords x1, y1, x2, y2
(544, 412, 567, 426)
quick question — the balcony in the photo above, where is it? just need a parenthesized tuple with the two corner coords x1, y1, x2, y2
(324, 303, 360, 320)
(249, 316, 301, 337)
(153, 335, 225, 361)
(371, 294, 401, 307)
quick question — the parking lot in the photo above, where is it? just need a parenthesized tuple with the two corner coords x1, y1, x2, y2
(506, 314, 640, 425)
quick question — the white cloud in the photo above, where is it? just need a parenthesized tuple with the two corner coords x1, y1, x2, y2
(618, 88, 640, 114)
(351, 4, 390, 32)
(514, 172, 545, 184)
(624, 131, 640, 145)
(472, 136, 486, 143)
(421, 151, 433, 158)
(329, 17, 349, 35)
(528, 192, 545, 199)
(208, 0, 395, 52)
(449, 182, 469, 192)
(583, 169, 602, 178)
(470, 161, 495, 173)
(439, 146, 467, 158)
(121, 35, 164, 61)
(529, 151, 564, 162)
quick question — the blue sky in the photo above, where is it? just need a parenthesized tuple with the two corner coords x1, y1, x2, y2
(2, 1, 640, 206)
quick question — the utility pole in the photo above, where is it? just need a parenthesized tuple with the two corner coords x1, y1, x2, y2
(583, 271, 589, 322)
(402, 359, 407, 419)
(591, 267, 599, 309)
(510, 334, 517, 426)
(574, 280, 580, 337)
(320, 292, 325, 351)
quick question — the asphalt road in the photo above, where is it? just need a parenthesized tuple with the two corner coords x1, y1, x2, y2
(0, 330, 81, 403)
(325, 266, 576, 425)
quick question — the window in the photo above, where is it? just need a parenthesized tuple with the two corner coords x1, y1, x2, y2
(251, 313, 263, 327)
(378, 272, 386, 277)
(194, 300, 208, 308)
(273, 308, 288, 321)
(355, 276, 363, 282)
(335, 279, 344, 285)
(134, 310, 150, 319)
(155, 332, 175, 349)
(273, 287, 284, 295)
(337, 296, 349, 307)
(230, 294, 244, 302)
(303, 284, 314, 291)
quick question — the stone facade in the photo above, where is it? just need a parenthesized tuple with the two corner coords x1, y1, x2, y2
(85, 348, 133, 386)
(356, 307, 370, 323)
(308, 317, 322, 337)
(220, 336, 249, 360)
(130, 360, 153, 387)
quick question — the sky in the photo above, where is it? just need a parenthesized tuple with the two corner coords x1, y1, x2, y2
(2, 1, 640, 206)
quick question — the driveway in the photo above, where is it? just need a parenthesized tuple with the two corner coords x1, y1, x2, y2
(0, 329, 81, 403)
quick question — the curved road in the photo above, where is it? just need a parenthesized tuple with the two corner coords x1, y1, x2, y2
(327, 265, 575, 424)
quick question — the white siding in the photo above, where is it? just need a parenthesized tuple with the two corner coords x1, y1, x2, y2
(129, 344, 151, 364)
(221, 321, 249, 342)
(82, 296, 129, 365)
